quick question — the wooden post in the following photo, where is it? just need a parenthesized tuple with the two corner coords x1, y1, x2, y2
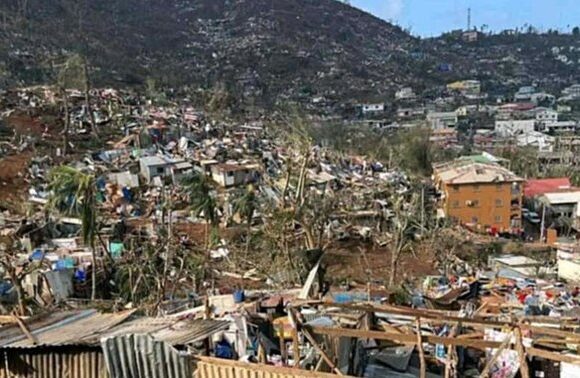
(416, 318, 426, 378)
(13, 315, 36, 345)
(515, 327, 530, 378)
(258, 338, 267, 364)
(289, 309, 301, 367)
(303, 328, 344, 376)
(204, 296, 211, 319)
(279, 335, 288, 365)
(445, 323, 459, 378)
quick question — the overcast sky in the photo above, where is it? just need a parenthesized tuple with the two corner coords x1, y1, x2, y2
(350, 0, 580, 37)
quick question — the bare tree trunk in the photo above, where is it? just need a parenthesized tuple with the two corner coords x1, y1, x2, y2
(82, 59, 98, 136)
(61, 87, 70, 155)
(8, 268, 26, 316)
(389, 255, 398, 288)
(90, 240, 97, 301)
(281, 167, 292, 208)
(295, 153, 310, 205)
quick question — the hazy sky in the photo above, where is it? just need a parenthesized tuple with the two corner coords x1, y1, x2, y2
(350, 0, 580, 37)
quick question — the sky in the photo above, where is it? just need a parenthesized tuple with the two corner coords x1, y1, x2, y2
(349, 0, 580, 37)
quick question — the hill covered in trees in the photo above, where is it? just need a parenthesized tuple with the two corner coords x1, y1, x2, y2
(0, 0, 579, 106)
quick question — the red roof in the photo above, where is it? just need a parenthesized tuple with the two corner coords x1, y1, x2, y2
(524, 178, 572, 198)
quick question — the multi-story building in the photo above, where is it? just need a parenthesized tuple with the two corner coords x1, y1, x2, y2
(433, 161, 524, 232)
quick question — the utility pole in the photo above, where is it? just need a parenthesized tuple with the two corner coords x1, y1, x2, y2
(421, 185, 426, 231)
(540, 204, 546, 243)
(467, 7, 471, 31)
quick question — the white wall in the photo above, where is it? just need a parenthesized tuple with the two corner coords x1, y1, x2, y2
(495, 120, 535, 137)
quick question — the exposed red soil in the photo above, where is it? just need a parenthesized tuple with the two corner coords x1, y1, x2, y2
(0, 152, 31, 203)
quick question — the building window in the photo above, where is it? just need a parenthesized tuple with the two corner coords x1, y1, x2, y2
(472, 216, 478, 223)
(495, 199, 504, 207)
(452, 200, 460, 208)
(473, 184, 481, 192)
(226, 171, 235, 177)
(156, 167, 164, 174)
(495, 215, 502, 223)
(452, 185, 459, 192)
(496, 184, 503, 191)
(468, 199, 480, 207)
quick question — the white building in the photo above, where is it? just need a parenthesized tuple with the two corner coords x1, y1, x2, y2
(395, 87, 416, 100)
(139, 155, 193, 185)
(514, 86, 536, 101)
(562, 84, 580, 99)
(360, 103, 385, 114)
(495, 119, 535, 137)
(516, 131, 555, 152)
(544, 121, 577, 134)
(426, 111, 458, 129)
(210, 163, 260, 188)
(534, 108, 558, 125)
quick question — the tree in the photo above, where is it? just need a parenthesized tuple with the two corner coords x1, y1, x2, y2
(573, 26, 580, 36)
(385, 192, 420, 287)
(232, 184, 258, 227)
(0, 236, 47, 316)
(181, 172, 219, 249)
(47, 166, 99, 300)
(56, 54, 98, 138)
(232, 184, 259, 254)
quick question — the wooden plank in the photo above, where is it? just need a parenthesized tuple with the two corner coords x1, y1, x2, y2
(12, 314, 37, 345)
(300, 302, 580, 342)
(416, 318, 426, 378)
(526, 348, 580, 365)
(302, 328, 343, 376)
(515, 327, 530, 378)
(480, 330, 513, 378)
(309, 326, 503, 351)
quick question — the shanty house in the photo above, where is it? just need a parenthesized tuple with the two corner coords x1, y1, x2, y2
(139, 156, 192, 185)
(139, 155, 174, 183)
(0, 309, 230, 378)
(433, 161, 524, 232)
(211, 163, 259, 188)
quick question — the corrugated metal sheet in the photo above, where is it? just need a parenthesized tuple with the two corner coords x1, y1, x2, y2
(0, 346, 107, 378)
(0, 309, 136, 348)
(196, 357, 353, 378)
(101, 334, 192, 378)
(102, 318, 231, 346)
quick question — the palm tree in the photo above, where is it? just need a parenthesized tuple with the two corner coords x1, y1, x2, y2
(232, 184, 259, 253)
(181, 172, 218, 249)
(47, 166, 99, 300)
(233, 184, 258, 226)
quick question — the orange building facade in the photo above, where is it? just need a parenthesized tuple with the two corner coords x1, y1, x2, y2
(434, 162, 523, 232)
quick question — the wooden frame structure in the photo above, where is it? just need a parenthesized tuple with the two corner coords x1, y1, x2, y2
(285, 301, 580, 378)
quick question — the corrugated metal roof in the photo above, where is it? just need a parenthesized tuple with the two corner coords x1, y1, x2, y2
(101, 334, 193, 378)
(0, 309, 136, 348)
(102, 318, 231, 346)
(0, 309, 229, 350)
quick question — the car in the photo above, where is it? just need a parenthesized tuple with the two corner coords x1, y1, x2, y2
(526, 211, 541, 224)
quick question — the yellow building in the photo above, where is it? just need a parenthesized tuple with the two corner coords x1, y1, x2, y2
(433, 161, 523, 232)
(446, 80, 481, 95)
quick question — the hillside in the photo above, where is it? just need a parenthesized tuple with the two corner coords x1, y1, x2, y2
(0, 0, 579, 106)
(0, 0, 432, 103)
